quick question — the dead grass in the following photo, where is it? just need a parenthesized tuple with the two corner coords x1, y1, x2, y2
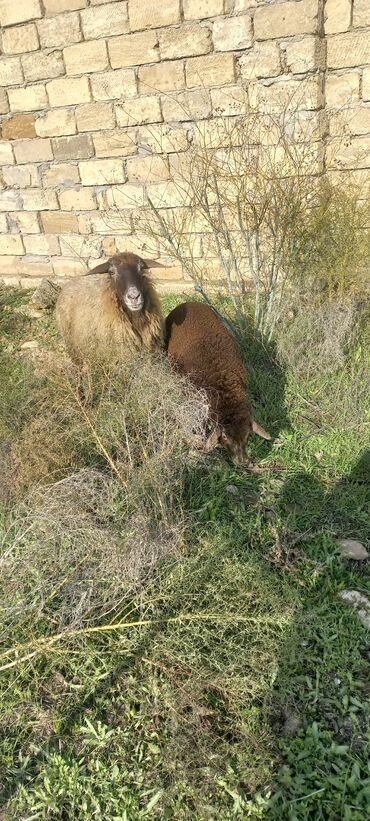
(0, 351, 209, 660)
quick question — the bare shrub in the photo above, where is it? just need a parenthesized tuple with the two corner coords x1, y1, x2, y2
(276, 298, 359, 377)
(291, 174, 370, 299)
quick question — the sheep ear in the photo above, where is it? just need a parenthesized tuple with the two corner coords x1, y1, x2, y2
(142, 258, 168, 269)
(85, 260, 111, 275)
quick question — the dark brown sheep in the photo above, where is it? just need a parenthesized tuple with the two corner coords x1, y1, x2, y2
(56, 252, 165, 366)
(165, 301, 271, 467)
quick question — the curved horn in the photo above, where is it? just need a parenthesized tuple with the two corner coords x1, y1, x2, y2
(85, 259, 111, 276)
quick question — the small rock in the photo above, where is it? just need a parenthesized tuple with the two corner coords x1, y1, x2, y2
(339, 539, 369, 561)
(20, 340, 39, 350)
(25, 306, 44, 319)
(315, 451, 323, 461)
(283, 713, 302, 736)
(30, 279, 61, 310)
(226, 484, 239, 496)
(339, 590, 370, 629)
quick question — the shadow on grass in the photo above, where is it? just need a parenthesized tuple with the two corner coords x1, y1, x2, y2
(266, 448, 370, 819)
(0, 453, 369, 817)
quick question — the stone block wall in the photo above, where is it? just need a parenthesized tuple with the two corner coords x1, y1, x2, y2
(0, 0, 369, 290)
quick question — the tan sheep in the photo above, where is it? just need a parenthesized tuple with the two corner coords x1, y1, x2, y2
(56, 252, 165, 367)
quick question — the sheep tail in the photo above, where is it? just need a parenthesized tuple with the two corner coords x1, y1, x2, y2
(252, 419, 272, 441)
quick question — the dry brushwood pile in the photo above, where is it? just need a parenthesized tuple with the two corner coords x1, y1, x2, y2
(0, 351, 209, 668)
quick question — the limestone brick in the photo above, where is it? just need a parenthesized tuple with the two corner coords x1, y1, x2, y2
(21, 189, 58, 210)
(211, 85, 247, 116)
(41, 211, 79, 233)
(0, 90, 8, 115)
(97, 184, 145, 208)
(0, 141, 14, 165)
(327, 32, 370, 69)
(58, 187, 97, 210)
(22, 260, 54, 278)
(24, 234, 60, 256)
(52, 134, 94, 160)
(284, 36, 326, 74)
(14, 139, 53, 164)
(79, 158, 126, 185)
(326, 73, 360, 107)
(2, 115, 36, 140)
(327, 136, 370, 169)
(353, 0, 370, 28)
(9, 211, 40, 233)
(186, 53, 235, 88)
(85, 210, 128, 233)
(43, 163, 80, 187)
(146, 181, 191, 208)
(52, 257, 88, 277)
(137, 124, 189, 153)
(0, 0, 42, 27)
(239, 42, 281, 79)
(127, 154, 169, 182)
(330, 105, 370, 136)
(3, 164, 39, 187)
(234, 0, 256, 9)
(47, 77, 91, 107)
(212, 15, 252, 51)
(183, 0, 224, 19)
(93, 129, 136, 157)
(254, 0, 319, 40)
(44, 0, 87, 13)
(8, 85, 48, 113)
(162, 89, 211, 121)
(249, 76, 323, 112)
(90, 68, 136, 101)
(363, 69, 370, 102)
(81, 2, 128, 39)
(37, 13, 82, 48)
(0, 234, 24, 255)
(59, 233, 103, 258)
(159, 24, 211, 59)
(0, 215, 7, 232)
(116, 95, 162, 126)
(108, 30, 159, 69)
(75, 102, 115, 132)
(0, 57, 23, 87)
(22, 51, 65, 82)
(64, 40, 109, 76)
(139, 61, 185, 93)
(192, 117, 246, 148)
(325, 0, 351, 34)
(0, 259, 22, 277)
(129, 0, 180, 31)
(36, 109, 76, 138)
(2, 24, 39, 54)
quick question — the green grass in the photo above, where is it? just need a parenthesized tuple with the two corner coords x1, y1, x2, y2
(0, 286, 369, 820)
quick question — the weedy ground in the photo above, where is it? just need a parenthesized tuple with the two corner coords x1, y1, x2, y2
(0, 286, 369, 821)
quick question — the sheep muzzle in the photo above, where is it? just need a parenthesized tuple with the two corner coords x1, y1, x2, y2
(123, 284, 144, 313)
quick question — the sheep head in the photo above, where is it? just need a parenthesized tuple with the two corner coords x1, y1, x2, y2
(87, 252, 166, 314)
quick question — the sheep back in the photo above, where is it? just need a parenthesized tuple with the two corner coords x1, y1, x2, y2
(56, 273, 164, 366)
(165, 302, 253, 454)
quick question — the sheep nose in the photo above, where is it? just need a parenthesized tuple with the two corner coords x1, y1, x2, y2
(126, 286, 141, 303)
